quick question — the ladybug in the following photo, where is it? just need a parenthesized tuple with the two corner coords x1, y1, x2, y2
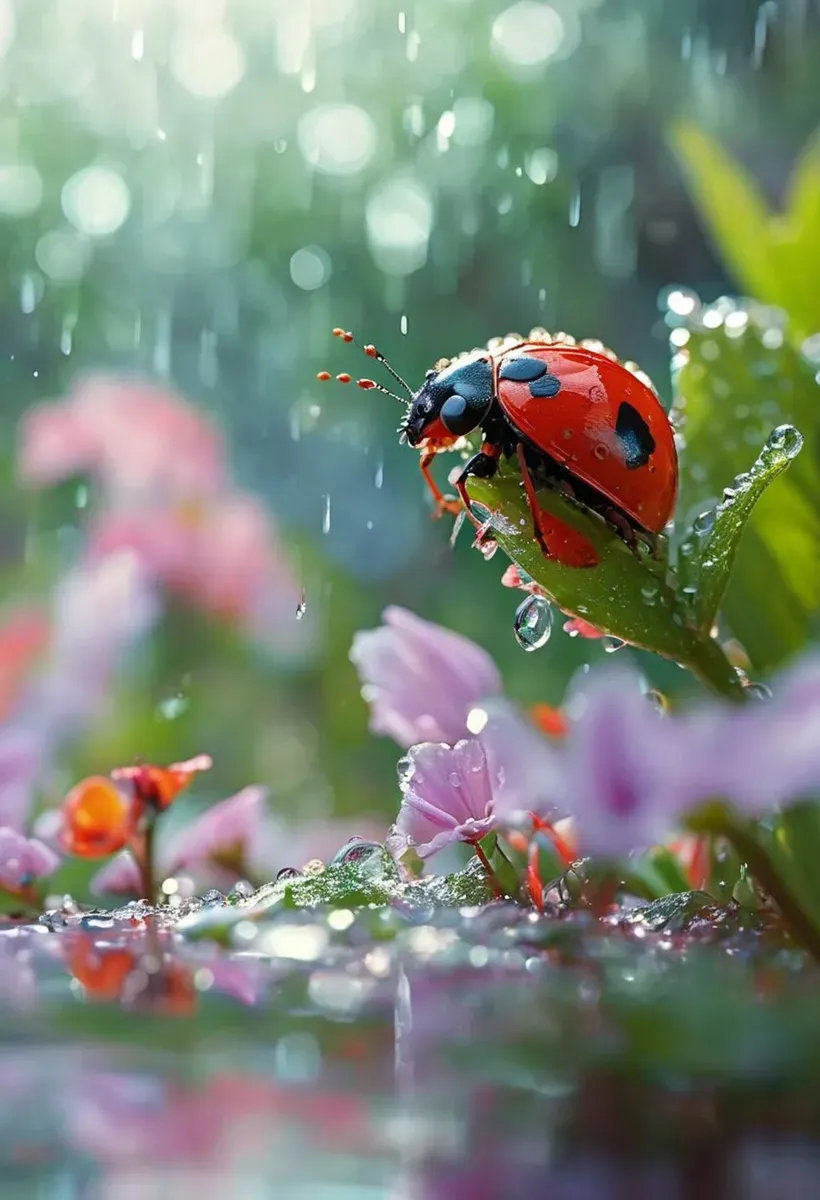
(319, 327, 678, 568)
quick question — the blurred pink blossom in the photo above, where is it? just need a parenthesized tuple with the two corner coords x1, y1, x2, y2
(86, 492, 303, 644)
(387, 738, 497, 860)
(91, 786, 268, 896)
(0, 554, 159, 831)
(0, 827, 59, 892)
(92, 786, 385, 896)
(19, 375, 226, 499)
(350, 606, 502, 748)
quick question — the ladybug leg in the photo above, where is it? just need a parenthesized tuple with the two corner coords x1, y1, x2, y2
(419, 450, 461, 518)
(515, 443, 552, 558)
(454, 444, 502, 531)
(604, 506, 636, 548)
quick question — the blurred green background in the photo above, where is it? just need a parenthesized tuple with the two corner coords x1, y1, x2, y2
(0, 0, 818, 848)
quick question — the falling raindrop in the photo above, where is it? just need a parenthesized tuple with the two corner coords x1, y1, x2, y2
(296, 588, 307, 620)
(321, 494, 331, 534)
(513, 595, 553, 651)
(375, 462, 384, 489)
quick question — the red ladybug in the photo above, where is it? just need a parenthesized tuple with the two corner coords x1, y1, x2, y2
(320, 328, 678, 568)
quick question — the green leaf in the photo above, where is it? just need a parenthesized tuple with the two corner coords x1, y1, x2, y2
(672, 122, 820, 339)
(678, 425, 804, 636)
(672, 121, 784, 313)
(467, 471, 744, 699)
(672, 306, 820, 670)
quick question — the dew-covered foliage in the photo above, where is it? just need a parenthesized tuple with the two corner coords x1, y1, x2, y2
(0, 0, 818, 1194)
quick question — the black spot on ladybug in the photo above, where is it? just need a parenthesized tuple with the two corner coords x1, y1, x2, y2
(500, 356, 548, 383)
(615, 402, 655, 469)
(529, 373, 562, 398)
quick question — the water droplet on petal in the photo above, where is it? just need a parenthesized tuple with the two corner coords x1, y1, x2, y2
(448, 772, 461, 787)
(513, 595, 553, 651)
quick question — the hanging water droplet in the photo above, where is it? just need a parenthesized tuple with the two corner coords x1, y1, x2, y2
(693, 509, 715, 536)
(646, 690, 668, 714)
(602, 637, 625, 654)
(513, 595, 553, 651)
(296, 588, 307, 620)
(477, 537, 498, 561)
(765, 424, 803, 461)
(743, 680, 772, 701)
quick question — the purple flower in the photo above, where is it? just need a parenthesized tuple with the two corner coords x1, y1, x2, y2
(350, 606, 502, 749)
(0, 827, 60, 892)
(388, 738, 497, 860)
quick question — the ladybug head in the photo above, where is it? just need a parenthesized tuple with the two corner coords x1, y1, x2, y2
(404, 355, 494, 447)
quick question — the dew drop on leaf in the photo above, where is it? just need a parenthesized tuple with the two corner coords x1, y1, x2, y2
(513, 595, 553, 651)
(765, 424, 803, 461)
(743, 681, 772, 701)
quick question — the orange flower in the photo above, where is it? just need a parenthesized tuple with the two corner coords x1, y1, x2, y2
(111, 754, 212, 810)
(530, 703, 568, 739)
(60, 776, 132, 858)
(67, 933, 195, 1014)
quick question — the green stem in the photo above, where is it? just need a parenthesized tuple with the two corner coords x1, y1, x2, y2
(716, 818, 820, 963)
(474, 842, 506, 899)
(135, 820, 157, 904)
(683, 634, 747, 701)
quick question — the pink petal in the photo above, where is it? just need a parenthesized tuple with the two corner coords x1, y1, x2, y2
(351, 606, 502, 749)
(163, 786, 268, 873)
(91, 852, 142, 896)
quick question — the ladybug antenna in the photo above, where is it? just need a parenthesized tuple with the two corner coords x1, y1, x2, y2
(329, 326, 414, 398)
(316, 371, 406, 403)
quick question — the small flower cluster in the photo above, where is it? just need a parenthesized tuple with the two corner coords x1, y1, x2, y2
(19, 374, 304, 648)
(353, 606, 820, 867)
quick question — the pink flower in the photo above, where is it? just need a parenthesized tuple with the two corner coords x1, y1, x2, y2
(92, 785, 385, 895)
(0, 827, 59, 892)
(350, 606, 502, 748)
(388, 739, 497, 860)
(19, 375, 225, 500)
(91, 786, 268, 895)
(0, 555, 159, 832)
(86, 493, 303, 645)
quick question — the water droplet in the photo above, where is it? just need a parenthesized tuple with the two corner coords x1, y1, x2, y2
(157, 694, 188, 721)
(276, 867, 301, 882)
(296, 589, 307, 620)
(330, 839, 383, 868)
(477, 537, 498, 561)
(743, 681, 772, 701)
(765, 424, 803, 461)
(640, 583, 659, 606)
(593, 443, 609, 461)
(693, 509, 715, 536)
(513, 595, 553, 651)
(646, 690, 668, 714)
(321, 494, 331, 534)
(602, 637, 625, 654)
